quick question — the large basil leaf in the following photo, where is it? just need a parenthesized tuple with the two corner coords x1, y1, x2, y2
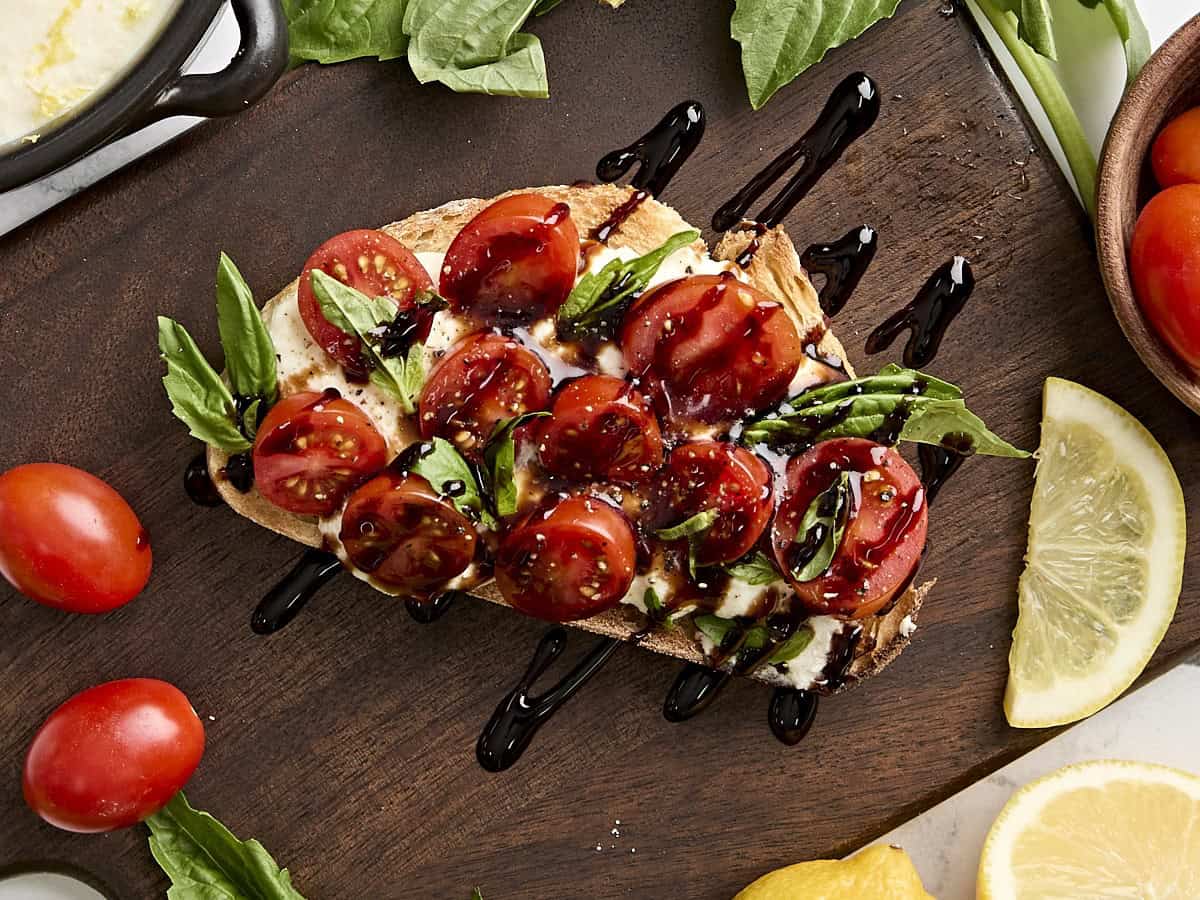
(158, 317, 251, 453)
(406, 0, 549, 98)
(722, 551, 780, 586)
(899, 400, 1029, 459)
(1078, 0, 1150, 85)
(484, 411, 550, 517)
(287, 0, 409, 64)
(994, 0, 1057, 59)
(216, 253, 278, 405)
(731, 0, 902, 109)
(145, 792, 306, 900)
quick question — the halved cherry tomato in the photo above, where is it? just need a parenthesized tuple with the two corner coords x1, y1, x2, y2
(1130, 184, 1200, 369)
(418, 332, 552, 461)
(23, 678, 204, 833)
(297, 230, 435, 379)
(653, 441, 773, 566)
(772, 438, 927, 619)
(339, 471, 478, 595)
(440, 193, 580, 322)
(0, 463, 151, 613)
(495, 495, 636, 622)
(536, 375, 663, 485)
(253, 391, 388, 516)
(1152, 107, 1200, 188)
(620, 274, 803, 429)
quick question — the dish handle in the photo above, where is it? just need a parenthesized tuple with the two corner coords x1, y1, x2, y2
(139, 0, 289, 124)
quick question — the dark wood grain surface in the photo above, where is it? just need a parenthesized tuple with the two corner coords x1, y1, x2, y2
(1, 2, 1197, 898)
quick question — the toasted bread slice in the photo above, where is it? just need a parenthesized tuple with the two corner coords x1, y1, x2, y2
(209, 184, 929, 693)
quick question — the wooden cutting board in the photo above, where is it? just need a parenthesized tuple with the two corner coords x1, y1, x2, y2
(1, 2, 1196, 897)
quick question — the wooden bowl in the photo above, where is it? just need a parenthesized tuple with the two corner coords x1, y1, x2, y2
(1096, 14, 1200, 413)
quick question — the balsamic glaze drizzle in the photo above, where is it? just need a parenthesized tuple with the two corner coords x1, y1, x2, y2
(866, 256, 974, 367)
(800, 225, 878, 317)
(251, 549, 342, 635)
(184, 452, 223, 507)
(713, 73, 880, 234)
(405, 592, 457, 624)
(768, 688, 819, 745)
(593, 100, 706, 241)
(477, 629, 621, 772)
(663, 664, 731, 722)
(918, 441, 968, 506)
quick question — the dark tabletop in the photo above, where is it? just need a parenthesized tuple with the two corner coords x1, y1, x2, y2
(1, 2, 1197, 898)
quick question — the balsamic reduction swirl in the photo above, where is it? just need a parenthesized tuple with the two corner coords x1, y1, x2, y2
(593, 100, 706, 241)
(866, 256, 974, 367)
(713, 73, 880, 233)
(477, 629, 621, 772)
(663, 663, 731, 722)
(800, 225, 878, 317)
(251, 549, 342, 635)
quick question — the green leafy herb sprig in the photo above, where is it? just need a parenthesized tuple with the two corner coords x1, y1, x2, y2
(557, 230, 700, 340)
(741, 364, 1029, 459)
(309, 270, 426, 416)
(407, 437, 498, 529)
(790, 472, 853, 582)
(159, 254, 278, 453)
(654, 508, 718, 579)
(484, 411, 551, 518)
(146, 792, 306, 899)
(693, 614, 815, 666)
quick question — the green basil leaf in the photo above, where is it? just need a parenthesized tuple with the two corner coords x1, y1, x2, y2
(557, 230, 701, 334)
(644, 586, 663, 614)
(654, 508, 718, 542)
(731, 0, 901, 109)
(900, 400, 1031, 459)
(532, 0, 562, 13)
(722, 551, 780, 586)
(310, 270, 420, 415)
(410, 437, 497, 529)
(791, 472, 850, 582)
(471, 891, 485, 900)
(1078, 0, 1150, 85)
(742, 368, 1028, 459)
(767, 625, 815, 664)
(484, 411, 550, 517)
(216, 253, 278, 405)
(241, 398, 263, 442)
(158, 316, 251, 453)
(287, 0, 409, 65)
(145, 792, 306, 900)
(693, 614, 768, 653)
(407, 0, 549, 99)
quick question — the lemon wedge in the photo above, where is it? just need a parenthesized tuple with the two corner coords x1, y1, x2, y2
(1005, 377, 1184, 728)
(734, 845, 933, 900)
(978, 759, 1200, 899)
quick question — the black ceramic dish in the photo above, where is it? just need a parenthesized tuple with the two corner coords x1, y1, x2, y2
(0, 0, 288, 193)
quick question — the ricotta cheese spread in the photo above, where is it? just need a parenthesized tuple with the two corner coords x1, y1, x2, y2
(1, 0, 178, 145)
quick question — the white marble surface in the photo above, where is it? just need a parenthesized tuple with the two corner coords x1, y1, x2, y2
(869, 661, 1200, 897)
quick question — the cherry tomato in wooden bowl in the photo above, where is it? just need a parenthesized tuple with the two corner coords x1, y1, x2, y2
(23, 678, 204, 833)
(1129, 184, 1200, 369)
(0, 463, 151, 613)
(297, 230, 434, 379)
(495, 495, 636, 622)
(440, 194, 580, 323)
(772, 438, 926, 619)
(253, 390, 389, 516)
(1151, 107, 1200, 188)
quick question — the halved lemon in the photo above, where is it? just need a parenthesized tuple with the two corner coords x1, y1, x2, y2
(1005, 377, 1184, 728)
(977, 759, 1200, 899)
